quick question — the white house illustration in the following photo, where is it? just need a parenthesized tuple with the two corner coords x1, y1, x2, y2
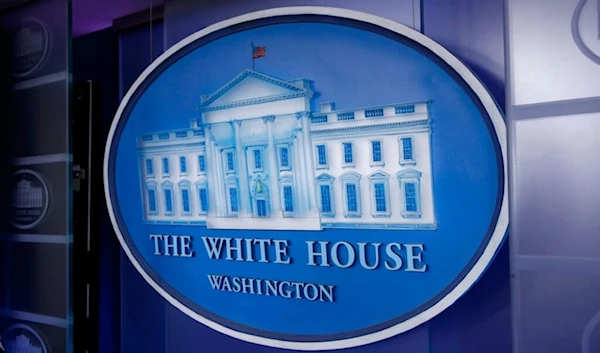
(137, 70, 436, 231)
(12, 179, 43, 208)
(5, 334, 43, 353)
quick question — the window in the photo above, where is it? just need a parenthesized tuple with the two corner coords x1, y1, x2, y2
(165, 190, 173, 212)
(316, 173, 335, 217)
(225, 176, 239, 216)
(316, 144, 328, 168)
(148, 189, 157, 213)
(340, 172, 362, 218)
(181, 189, 191, 214)
(253, 149, 262, 170)
(342, 142, 354, 166)
(402, 139, 413, 160)
(399, 136, 416, 166)
(229, 188, 239, 213)
(368, 171, 391, 218)
(196, 179, 208, 215)
(405, 183, 417, 212)
(198, 155, 206, 173)
(162, 181, 174, 216)
(199, 188, 208, 213)
(162, 157, 170, 175)
(178, 180, 191, 216)
(370, 140, 384, 166)
(179, 156, 187, 174)
(145, 181, 158, 216)
(397, 169, 422, 218)
(283, 186, 293, 213)
(320, 185, 332, 213)
(256, 199, 267, 217)
(279, 146, 290, 169)
(374, 184, 386, 212)
(347, 184, 358, 211)
(145, 158, 154, 176)
(226, 151, 235, 172)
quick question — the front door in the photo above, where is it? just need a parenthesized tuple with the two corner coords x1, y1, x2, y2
(256, 199, 267, 217)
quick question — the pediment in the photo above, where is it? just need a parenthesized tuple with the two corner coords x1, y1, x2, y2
(368, 171, 390, 179)
(200, 70, 308, 109)
(316, 173, 335, 181)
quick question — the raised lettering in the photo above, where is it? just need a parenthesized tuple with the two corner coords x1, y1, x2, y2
(331, 241, 355, 268)
(201, 237, 225, 259)
(306, 241, 330, 266)
(405, 244, 427, 272)
(273, 239, 291, 264)
(385, 243, 403, 270)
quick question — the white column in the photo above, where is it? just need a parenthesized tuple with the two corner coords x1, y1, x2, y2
(264, 115, 282, 216)
(203, 126, 219, 217)
(298, 112, 319, 213)
(232, 120, 250, 217)
(291, 130, 304, 214)
(295, 127, 309, 214)
(212, 139, 226, 217)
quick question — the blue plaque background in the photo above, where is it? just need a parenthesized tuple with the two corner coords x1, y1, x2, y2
(106, 11, 505, 347)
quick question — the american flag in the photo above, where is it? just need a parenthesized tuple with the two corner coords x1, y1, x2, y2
(252, 45, 266, 59)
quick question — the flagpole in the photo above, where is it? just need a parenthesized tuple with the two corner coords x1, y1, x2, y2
(251, 42, 254, 70)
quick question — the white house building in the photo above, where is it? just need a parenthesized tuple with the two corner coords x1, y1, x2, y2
(12, 179, 43, 208)
(137, 70, 435, 231)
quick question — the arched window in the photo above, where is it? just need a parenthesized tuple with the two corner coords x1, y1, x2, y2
(280, 175, 294, 217)
(340, 172, 362, 218)
(251, 177, 270, 218)
(397, 169, 422, 218)
(368, 171, 391, 218)
(225, 175, 239, 216)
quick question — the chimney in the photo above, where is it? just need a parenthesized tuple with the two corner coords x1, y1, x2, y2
(320, 101, 335, 113)
(190, 119, 201, 128)
(289, 78, 310, 89)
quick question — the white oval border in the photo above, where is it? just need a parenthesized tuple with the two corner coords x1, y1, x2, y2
(103, 6, 508, 351)
(10, 169, 50, 230)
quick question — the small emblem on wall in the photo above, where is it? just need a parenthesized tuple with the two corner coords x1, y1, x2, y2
(1, 324, 48, 353)
(12, 17, 49, 78)
(572, 0, 600, 64)
(10, 169, 50, 230)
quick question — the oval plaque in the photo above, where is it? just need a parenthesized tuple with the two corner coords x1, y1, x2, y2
(104, 7, 508, 350)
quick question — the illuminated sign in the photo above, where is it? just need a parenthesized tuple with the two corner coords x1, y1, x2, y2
(104, 7, 508, 350)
